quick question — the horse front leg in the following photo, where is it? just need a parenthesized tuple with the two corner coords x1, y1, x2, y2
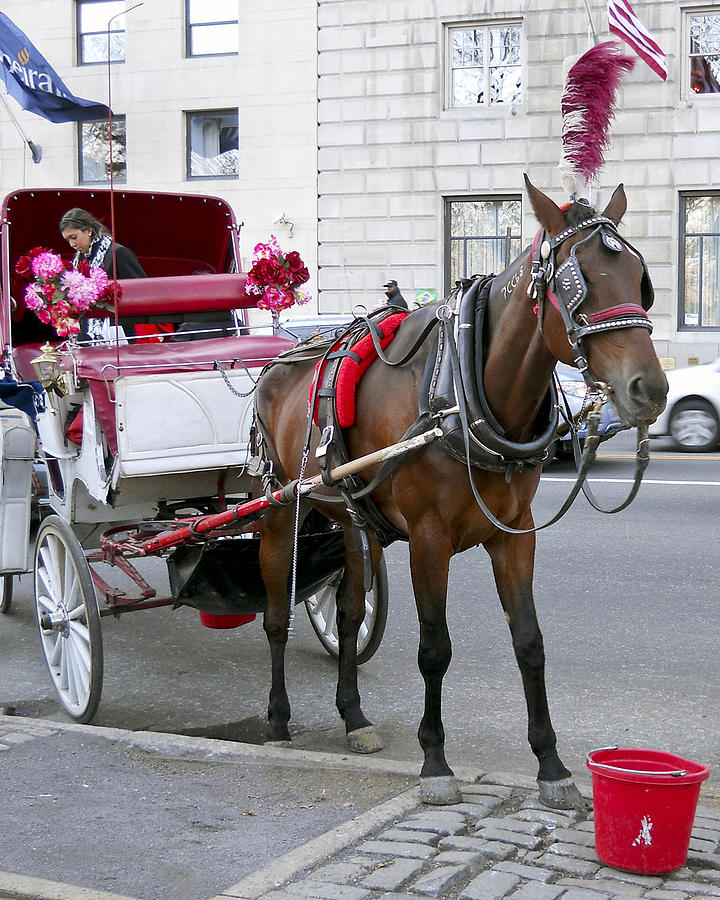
(258, 509, 295, 744)
(487, 530, 583, 810)
(409, 530, 461, 805)
(334, 531, 383, 753)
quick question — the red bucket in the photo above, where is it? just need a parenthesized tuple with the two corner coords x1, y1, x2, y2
(587, 746, 710, 874)
(199, 611, 256, 629)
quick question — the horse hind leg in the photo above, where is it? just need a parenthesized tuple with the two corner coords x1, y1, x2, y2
(258, 507, 296, 745)
(335, 530, 383, 754)
(488, 532, 583, 810)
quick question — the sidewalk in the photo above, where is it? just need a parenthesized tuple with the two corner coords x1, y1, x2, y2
(1, 715, 719, 900)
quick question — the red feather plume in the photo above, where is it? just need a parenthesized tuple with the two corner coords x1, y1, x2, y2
(559, 41, 635, 195)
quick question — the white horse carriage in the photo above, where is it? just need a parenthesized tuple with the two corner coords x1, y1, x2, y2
(0, 188, 387, 723)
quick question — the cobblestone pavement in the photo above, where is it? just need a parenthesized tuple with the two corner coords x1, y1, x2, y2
(255, 773, 720, 900)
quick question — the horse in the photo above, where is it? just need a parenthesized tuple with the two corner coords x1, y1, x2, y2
(252, 176, 668, 808)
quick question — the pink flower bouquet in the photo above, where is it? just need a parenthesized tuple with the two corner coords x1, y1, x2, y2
(15, 247, 118, 337)
(245, 236, 311, 313)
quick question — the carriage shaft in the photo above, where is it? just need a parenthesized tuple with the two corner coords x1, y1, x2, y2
(142, 428, 442, 554)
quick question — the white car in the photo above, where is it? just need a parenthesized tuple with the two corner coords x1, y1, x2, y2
(649, 358, 720, 451)
(275, 314, 353, 343)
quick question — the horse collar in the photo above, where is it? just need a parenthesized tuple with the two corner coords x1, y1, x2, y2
(529, 216, 654, 387)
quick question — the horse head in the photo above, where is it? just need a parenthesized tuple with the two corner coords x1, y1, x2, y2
(524, 176, 667, 427)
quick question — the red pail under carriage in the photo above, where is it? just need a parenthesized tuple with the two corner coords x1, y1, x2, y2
(198, 611, 256, 629)
(586, 746, 710, 875)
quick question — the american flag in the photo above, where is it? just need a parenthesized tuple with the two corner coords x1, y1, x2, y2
(607, 0, 667, 81)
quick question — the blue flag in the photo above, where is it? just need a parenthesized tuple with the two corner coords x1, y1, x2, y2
(0, 12, 110, 123)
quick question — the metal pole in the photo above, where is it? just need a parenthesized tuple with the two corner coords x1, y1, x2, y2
(582, 0, 599, 46)
(0, 89, 41, 163)
(105, 2, 142, 357)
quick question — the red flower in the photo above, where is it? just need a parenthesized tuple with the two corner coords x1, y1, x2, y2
(77, 259, 91, 277)
(249, 257, 289, 286)
(285, 251, 309, 285)
(15, 255, 32, 279)
(15, 246, 47, 280)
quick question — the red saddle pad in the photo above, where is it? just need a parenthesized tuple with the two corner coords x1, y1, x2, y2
(311, 312, 409, 428)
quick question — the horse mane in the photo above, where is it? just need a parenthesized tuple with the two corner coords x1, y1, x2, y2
(563, 199, 598, 227)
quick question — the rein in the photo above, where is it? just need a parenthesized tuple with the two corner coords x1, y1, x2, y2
(437, 298, 651, 534)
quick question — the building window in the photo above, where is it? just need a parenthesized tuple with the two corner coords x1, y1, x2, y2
(186, 109, 239, 179)
(78, 116, 126, 184)
(688, 12, 720, 94)
(445, 197, 522, 291)
(447, 23, 522, 108)
(680, 193, 720, 328)
(77, 0, 126, 65)
(186, 0, 239, 57)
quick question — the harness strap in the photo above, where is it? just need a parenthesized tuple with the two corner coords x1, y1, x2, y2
(441, 301, 650, 532)
(353, 312, 440, 368)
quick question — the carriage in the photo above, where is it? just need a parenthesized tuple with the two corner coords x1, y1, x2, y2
(0, 187, 389, 724)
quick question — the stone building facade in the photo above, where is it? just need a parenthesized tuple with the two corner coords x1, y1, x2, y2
(317, 0, 720, 366)
(0, 0, 319, 300)
(0, 1, 718, 364)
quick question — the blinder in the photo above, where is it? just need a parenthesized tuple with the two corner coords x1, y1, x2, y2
(599, 224, 654, 311)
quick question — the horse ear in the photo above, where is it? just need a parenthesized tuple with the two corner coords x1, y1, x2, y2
(602, 184, 627, 224)
(524, 174, 566, 235)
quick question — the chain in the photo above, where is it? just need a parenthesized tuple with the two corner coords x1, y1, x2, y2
(214, 359, 257, 398)
(288, 446, 310, 632)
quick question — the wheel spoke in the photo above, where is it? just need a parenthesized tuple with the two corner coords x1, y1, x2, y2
(67, 632, 91, 697)
(59, 641, 70, 692)
(64, 643, 81, 707)
(313, 587, 337, 632)
(48, 631, 63, 668)
(36, 591, 56, 616)
(38, 546, 62, 604)
(322, 601, 337, 638)
(68, 620, 92, 670)
(64, 567, 81, 614)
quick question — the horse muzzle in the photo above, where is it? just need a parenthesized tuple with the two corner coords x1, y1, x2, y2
(609, 368, 668, 427)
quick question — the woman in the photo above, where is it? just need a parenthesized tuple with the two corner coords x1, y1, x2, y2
(59, 208, 146, 341)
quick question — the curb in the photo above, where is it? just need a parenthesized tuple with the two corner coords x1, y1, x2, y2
(0, 714, 487, 782)
(212, 785, 425, 900)
(0, 714, 489, 900)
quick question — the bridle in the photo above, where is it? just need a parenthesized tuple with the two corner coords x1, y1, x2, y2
(528, 212, 654, 390)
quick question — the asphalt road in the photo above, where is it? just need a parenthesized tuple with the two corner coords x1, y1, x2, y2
(1, 429, 718, 806)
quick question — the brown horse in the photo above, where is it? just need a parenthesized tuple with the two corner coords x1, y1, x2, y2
(253, 177, 668, 808)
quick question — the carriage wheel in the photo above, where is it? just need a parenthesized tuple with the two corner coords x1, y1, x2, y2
(0, 575, 13, 613)
(305, 556, 388, 665)
(34, 515, 103, 723)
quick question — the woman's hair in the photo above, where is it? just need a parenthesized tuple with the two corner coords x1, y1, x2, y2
(58, 208, 109, 238)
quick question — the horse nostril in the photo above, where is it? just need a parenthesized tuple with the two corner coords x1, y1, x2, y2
(627, 372, 667, 410)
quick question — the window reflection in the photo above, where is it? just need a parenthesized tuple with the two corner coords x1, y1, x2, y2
(689, 14, 720, 93)
(682, 195, 720, 328)
(187, 110, 239, 178)
(448, 198, 521, 287)
(449, 24, 522, 107)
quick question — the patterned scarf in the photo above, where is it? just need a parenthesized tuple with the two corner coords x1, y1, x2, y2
(74, 233, 115, 342)
(73, 233, 112, 271)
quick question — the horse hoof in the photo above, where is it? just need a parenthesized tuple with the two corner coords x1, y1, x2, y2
(346, 725, 384, 754)
(264, 739, 292, 749)
(538, 776, 584, 810)
(420, 776, 462, 805)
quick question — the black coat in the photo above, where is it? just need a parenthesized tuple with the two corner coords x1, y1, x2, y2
(98, 242, 146, 279)
(386, 291, 408, 310)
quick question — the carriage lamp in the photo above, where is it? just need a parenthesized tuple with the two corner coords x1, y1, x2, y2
(31, 343, 67, 397)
